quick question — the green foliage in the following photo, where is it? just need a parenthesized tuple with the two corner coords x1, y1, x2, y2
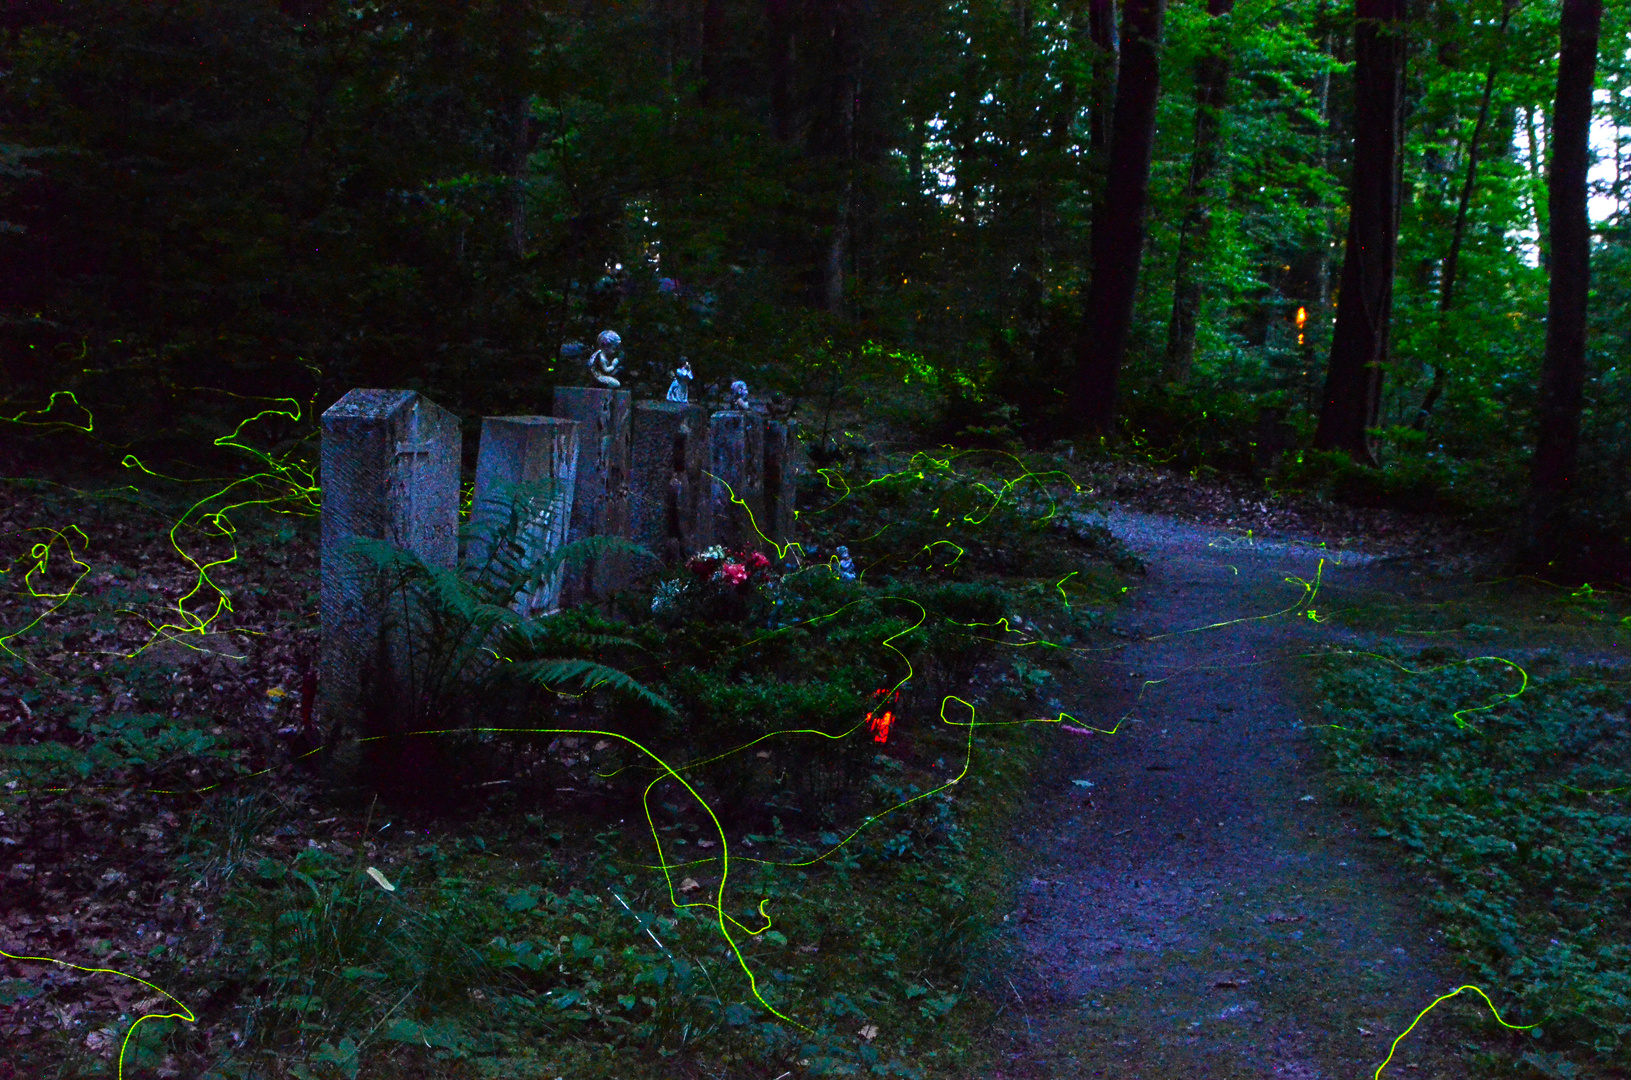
(345, 479, 673, 740)
(4, 0, 1628, 548)
(1271, 438, 1510, 514)
(0, 709, 231, 787)
(1317, 650, 1631, 1065)
(799, 451, 1130, 581)
(186, 744, 1029, 1078)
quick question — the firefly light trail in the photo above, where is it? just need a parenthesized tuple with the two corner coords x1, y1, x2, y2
(0, 399, 1593, 1064)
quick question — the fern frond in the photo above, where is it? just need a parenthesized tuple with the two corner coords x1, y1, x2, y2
(510, 658, 676, 715)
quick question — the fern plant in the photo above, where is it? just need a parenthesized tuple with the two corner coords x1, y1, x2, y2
(345, 479, 673, 796)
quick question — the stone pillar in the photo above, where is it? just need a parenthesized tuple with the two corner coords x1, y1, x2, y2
(763, 419, 801, 550)
(551, 386, 632, 601)
(321, 389, 461, 728)
(631, 401, 706, 564)
(707, 410, 765, 551)
(471, 416, 580, 615)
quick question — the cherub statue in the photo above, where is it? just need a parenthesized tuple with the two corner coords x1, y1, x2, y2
(588, 330, 622, 388)
(728, 379, 751, 411)
(666, 358, 693, 403)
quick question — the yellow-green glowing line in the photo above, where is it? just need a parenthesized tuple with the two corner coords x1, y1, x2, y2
(113, 397, 320, 655)
(1373, 985, 1537, 1079)
(1132, 560, 1327, 643)
(623, 596, 928, 778)
(801, 449, 1083, 526)
(2, 390, 95, 433)
(0, 946, 195, 1080)
(0, 526, 93, 664)
(1333, 651, 1530, 728)
(702, 471, 805, 561)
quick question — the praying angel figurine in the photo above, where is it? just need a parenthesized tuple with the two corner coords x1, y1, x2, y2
(666, 358, 693, 403)
(588, 330, 623, 388)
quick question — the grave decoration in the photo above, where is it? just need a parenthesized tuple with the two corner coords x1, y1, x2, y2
(552, 385, 634, 601)
(470, 415, 580, 615)
(320, 389, 460, 734)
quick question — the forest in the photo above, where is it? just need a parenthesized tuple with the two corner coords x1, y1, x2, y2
(0, 0, 1626, 556)
(1, 1, 1629, 1078)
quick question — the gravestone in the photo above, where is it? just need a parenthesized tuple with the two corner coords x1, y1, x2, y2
(707, 410, 765, 551)
(551, 387, 632, 601)
(631, 401, 707, 564)
(321, 389, 461, 729)
(763, 419, 800, 550)
(471, 416, 580, 615)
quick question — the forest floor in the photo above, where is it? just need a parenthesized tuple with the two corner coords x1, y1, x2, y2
(1, 437, 1624, 1079)
(981, 502, 1619, 1080)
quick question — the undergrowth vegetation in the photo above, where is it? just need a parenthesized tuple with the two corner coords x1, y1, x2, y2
(0, 451, 1129, 1078)
(1317, 648, 1631, 1073)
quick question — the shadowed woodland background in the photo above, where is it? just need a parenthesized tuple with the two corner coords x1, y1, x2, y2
(2, 0, 1629, 567)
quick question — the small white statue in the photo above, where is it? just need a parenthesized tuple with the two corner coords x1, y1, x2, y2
(729, 379, 750, 411)
(666, 358, 693, 403)
(835, 545, 857, 582)
(588, 330, 622, 388)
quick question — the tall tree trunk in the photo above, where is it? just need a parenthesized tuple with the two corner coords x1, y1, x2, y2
(1087, 0, 1120, 160)
(1070, 0, 1166, 436)
(766, 0, 793, 140)
(496, 0, 538, 261)
(1312, 0, 1408, 461)
(1309, 33, 1334, 412)
(822, 3, 857, 316)
(1525, 104, 1551, 269)
(1530, 0, 1603, 547)
(1163, 0, 1235, 382)
(699, 0, 726, 103)
(1414, 0, 1514, 429)
(506, 92, 533, 259)
(908, 115, 923, 195)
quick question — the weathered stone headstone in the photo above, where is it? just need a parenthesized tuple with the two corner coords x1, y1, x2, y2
(707, 410, 765, 551)
(471, 416, 580, 615)
(321, 389, 461, 729)
(631, 401, 707, 564)
(763, 419, 801, 549)
(551, 387, 632, 601)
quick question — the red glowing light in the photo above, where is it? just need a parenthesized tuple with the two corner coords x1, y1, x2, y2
(865, 688, 901, 743)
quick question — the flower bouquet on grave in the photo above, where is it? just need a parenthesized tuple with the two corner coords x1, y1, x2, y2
(650, 546, 779, 625)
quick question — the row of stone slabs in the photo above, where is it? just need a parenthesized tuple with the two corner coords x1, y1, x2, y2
(319, 386, 798, 730)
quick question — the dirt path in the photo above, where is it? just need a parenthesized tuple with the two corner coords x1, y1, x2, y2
(995, 511, 1477, 1080)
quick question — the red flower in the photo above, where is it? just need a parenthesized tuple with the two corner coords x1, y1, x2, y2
(744, 551, 771, 571)
(720, 562, 749, 586)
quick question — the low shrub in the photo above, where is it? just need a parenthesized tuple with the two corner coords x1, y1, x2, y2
(1317, 648, 1631, 1066)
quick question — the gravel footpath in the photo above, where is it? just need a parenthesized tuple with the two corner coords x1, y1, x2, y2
(991, 510, 1479, 1080)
